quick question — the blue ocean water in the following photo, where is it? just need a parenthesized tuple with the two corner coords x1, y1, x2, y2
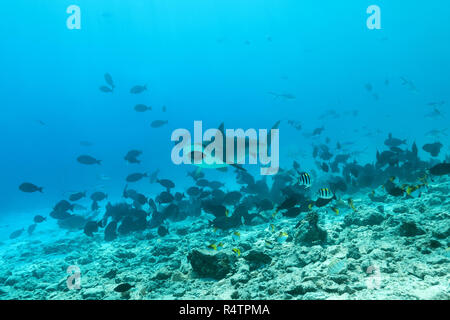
(0, 1, 449, 300)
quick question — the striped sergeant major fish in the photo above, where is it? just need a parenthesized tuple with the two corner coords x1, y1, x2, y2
(317, 188, 336, 200)
(297, 172, 312, 188)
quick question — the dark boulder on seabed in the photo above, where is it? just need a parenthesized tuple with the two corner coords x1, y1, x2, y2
(187, 249, 237, 280)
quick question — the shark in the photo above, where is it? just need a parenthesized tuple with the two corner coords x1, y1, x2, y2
(179, 120, 281, 174)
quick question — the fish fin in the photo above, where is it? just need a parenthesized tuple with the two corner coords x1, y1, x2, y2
(271, 120, 281, 130)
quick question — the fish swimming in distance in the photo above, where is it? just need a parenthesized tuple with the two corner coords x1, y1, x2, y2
(130, 85, 147, 94)
(90, 191, 108, 202)
(77, 155, 102, 165)
(9, 228, 25, 239)
(126, 172, 148, 183)
(33, 215, 46, 223)
(104, 73, 115, 89)
(268, 92, 296, 100)
(19, 182, 43, 193)
(69, 191, 86, 202)
(124, 150, 142, 164)
(157, 179, 175, 191)
(99, 86, 113, 93)
(134, 104, 152, 112)
(151, 120, 168, 128)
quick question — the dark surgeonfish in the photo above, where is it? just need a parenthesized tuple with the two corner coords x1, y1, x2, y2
(276, 196, 298, 211)
(315, 197, 334, 208)
(50, 210, 73, 220)
(156, 191, 174, 204)
(429, 163, 450, 176)
(118, 213, 147, 235)
(77, 155, 102, 165)
(208, 181, 224, 189)
(186, 186, 201, 197)
(130, 85, 147, 94)
(104, 73, 115, 90)
(9, 228, 25, 239)
(19, 182, 43, 193)
(157, 179, 175, 191)
(124, 150, 142, 164)
(202, 201, 228, 218)
(33, 215, 46, 223)
(54, 200, 74, 212)
(69, 191, 86, 202)
(84, 221, 99, 237)
(126, 172, 148, 183)
(195, 179, 209, 187)
(91, 192, 108, 202)
(123, 185, 147, 205)
(114, 283, 134, 293)
(422, 142, 443, 157)
(134, 104, 152, 112)
(151, 120, 168, 128)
